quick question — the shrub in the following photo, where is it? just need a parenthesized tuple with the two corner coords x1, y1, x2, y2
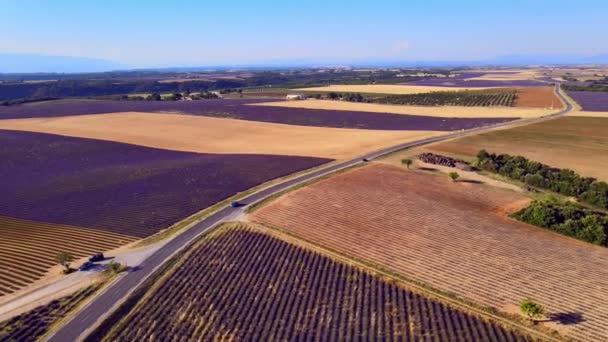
(512, 200, 608, 246)
(477, 150, 608, 209)
(519, 299, 544, 321)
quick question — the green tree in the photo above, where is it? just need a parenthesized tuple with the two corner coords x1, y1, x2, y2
(56, 251, 73, 273)
(147, 93, 161, 101)
(104, 261, 127, 276)
(401, 158, 413, 169)
(519, 299, 545, 322)
(449, 172, 460, 182)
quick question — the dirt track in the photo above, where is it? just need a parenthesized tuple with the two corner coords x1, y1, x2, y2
(252, 164, 608, 342)
(0, 112, 443, 159)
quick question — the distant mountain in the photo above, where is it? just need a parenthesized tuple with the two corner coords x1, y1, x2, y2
(0, 53, 125, 73)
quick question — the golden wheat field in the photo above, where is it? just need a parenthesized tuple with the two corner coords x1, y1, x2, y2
(0, 112, 443, 159)
(253, 99, 555, 118)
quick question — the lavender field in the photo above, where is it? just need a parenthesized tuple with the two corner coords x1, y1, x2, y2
(0, 130, 331, 237)
(566, 91, 608, 111)
(404, 72, 543, 87)
(0, 99, 516, 131)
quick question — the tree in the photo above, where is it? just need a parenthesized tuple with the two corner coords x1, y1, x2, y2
(401, 158, 413, 169)
(147, 93, 161, 101)
(449, 172, 460, 182)
(520, 299, 545, 322)
(56, 251, 73, 273)
(104, 261, 127, 276)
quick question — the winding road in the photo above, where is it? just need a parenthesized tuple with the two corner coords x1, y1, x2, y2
(46, 84, 573, 342)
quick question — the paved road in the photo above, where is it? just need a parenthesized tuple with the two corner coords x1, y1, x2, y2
(46, 85, 572, 342)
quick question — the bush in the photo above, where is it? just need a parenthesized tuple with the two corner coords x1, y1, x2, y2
(512, 200, 608, 246)
(477, 150, 608, 209)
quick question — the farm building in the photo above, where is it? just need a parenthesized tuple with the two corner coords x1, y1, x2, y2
(286, 94, 307, 101)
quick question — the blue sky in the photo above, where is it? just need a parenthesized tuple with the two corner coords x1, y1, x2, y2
(1, 0, 606, 67)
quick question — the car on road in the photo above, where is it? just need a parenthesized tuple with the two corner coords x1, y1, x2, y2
(89, 253, 104, 262)
(79, 261, 93, 271)
(230, 201, 241, 208)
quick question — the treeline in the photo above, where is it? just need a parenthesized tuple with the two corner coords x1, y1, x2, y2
(512, 200, 607, 246)
(477, 150, 608, 209)
(315, 89, 517, 107)
(0, 79, 241, 101)
(563, 84, 608, 92)
(90, 91, 219, 101)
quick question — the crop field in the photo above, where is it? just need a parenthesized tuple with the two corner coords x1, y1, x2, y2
(0, 216, 135, 296)
(0, 130, 329, 238)
(513, 87, 563, 109)
(566, 90, 608, 111)
(104, 224, 531, 341)
(0, 98, 515, 131)
(366, 89, 518, 107)
(429, 116, 608, 181)
(0, 285, 99, 340)
(293, 84, 498, 94)
(252, 164, 608, 341)
(404, 72, 544, 87)
(0, 113, 444, 159)
(253, 99, 555, 118)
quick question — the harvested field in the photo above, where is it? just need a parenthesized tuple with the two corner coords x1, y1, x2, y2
(106, 224, 531, 341)
(566, 91, 608, 111)
(293, 84, 497, 94)
(0, 216, 135, 296)
(0, 130, 330, 238)
(0, 113, 443, 159)
(429, 116, 608, 181)
(513, 87, 563, 109)
(0, 99, 515, 131)
(252, 164, 608, 341)
(253, 99, 555, 118)
(0, 285, 99, 340)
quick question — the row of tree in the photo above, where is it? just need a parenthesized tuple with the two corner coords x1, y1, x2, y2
(476, 150, 608, 209)
(511, 200, 607, 246)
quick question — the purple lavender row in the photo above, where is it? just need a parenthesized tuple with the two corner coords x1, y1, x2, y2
(566, 91, 608, 111)
(0, 130, 331, 237)
(0, 99, 516, 131)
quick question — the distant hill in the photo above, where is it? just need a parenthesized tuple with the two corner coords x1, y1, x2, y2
(0, 53, 125, 73)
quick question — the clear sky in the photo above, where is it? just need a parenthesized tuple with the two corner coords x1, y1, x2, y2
(1, 0, 606, 67)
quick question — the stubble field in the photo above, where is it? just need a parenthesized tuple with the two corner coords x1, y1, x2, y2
(293, 84, 498, 94)
(252, 164, 608, 341)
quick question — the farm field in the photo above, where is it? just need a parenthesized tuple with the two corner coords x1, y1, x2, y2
(252, 164, 608, 341)
(428, 116, 608, 181)
(293, 84, 498, 94)
(404, 72, 544, 87)
(565, 90, 608, 111)
(0, 99, 515, 130)
(0, 130, 329, 293)
(0, 113, 444, 159)
(0, 285, 99, 340)
(513, 86, 563, 109)
(0, 130, 329, 238)
(256, 99, 554, 118)
(103, 224, 531, 341)
(0, 216, 134, 296)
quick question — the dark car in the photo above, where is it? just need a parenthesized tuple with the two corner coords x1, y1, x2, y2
(362, 158, 369, 162)
(79, 261, 93, 271)
(230, 201, 241, 208)
(89, 253, 105, 262)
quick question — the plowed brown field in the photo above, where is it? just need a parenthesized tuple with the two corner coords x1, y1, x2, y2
(513, 87, 563, 109)
(252, 164, 608, 341)
(0, 216, 136, 296)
